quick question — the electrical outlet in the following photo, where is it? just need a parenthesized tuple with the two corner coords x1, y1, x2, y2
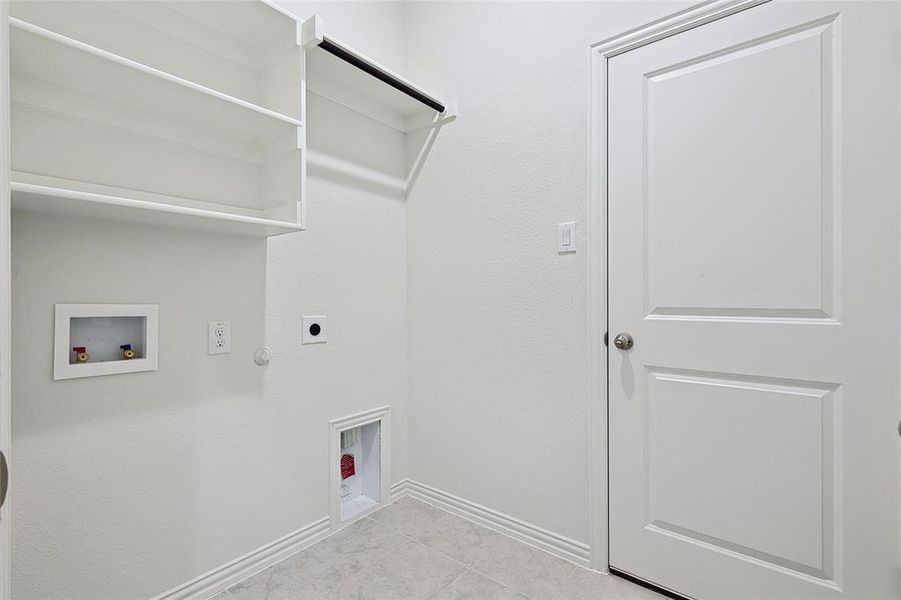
(302, 315, 327, 344)
(208, 320, 231, 355)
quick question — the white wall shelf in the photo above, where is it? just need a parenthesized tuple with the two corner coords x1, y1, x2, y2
(7, 0, 306, 237)
(6, 4, 453, 235)
(8, 1, 304, 117)
(11, 181, 303, 238)
(301, 16, 455, 133)
(10, 18, 301, 142)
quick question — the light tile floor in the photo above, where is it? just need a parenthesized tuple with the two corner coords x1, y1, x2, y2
(221, 497, 665, 600)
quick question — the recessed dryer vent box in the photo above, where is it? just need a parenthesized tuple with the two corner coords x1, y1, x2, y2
(54, 304, 159, 380)
(330, 406, 390, 528)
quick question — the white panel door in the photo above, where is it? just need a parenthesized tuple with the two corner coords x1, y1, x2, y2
(607, 2, 900, 598)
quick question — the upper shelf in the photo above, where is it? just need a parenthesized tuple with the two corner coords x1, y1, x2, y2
(301, 16, 454, 132)
(9, 16, 302, 143)
(8, 1, 305, 238)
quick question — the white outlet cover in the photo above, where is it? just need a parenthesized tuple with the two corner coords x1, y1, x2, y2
(302, 315, 327, 344)
(208, 320, 231, 355)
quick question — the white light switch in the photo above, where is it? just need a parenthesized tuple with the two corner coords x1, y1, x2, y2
(558, 222, 576, 253)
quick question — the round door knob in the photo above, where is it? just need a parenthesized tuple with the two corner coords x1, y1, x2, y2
(613, 333, 634, 350)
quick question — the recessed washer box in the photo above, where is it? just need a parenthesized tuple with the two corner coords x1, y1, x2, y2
(54, 304, 159, 380)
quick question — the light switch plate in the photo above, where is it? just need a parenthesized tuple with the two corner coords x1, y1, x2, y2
(302, 315, 327, 344)
(558, 222, 576, 253)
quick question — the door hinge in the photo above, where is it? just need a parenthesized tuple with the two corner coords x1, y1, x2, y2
(604, 331, 609, 347)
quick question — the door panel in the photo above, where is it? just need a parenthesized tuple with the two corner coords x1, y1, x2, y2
(646, 19, 832, 317)
(608, 2, 899, 598)
(647, 369, 835, 575)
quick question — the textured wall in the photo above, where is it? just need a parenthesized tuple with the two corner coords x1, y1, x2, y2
(262, 91, 408, 530)
(10, 2, 407, 598)
(404, 1, 690, 544)
(11, 213, 267, 599)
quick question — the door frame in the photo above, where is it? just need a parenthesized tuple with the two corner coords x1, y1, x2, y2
(1, 0, 10, 596)
(586, 0, 769, 572)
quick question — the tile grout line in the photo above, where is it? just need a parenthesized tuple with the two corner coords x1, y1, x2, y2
(391, 498, 538, 597)
(428, 565, 473, 599)
(371, 502, 518, 598)
(374, 497, 543, 598)
(366, 506, 478, 569)
(363, 512, 481, 599)
(373, 500, 536, 599)
(469, 565, 536, 600)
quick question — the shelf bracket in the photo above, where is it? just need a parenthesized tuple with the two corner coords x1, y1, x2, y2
(300, 15, 324, 48)
(405, 99, 459, 133)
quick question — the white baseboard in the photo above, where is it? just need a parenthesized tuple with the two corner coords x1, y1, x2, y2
(159, 478, 591, 599)
(390, 478, 413, 498)
(391, 479, 591, 568)
(152, 516, 330, 600)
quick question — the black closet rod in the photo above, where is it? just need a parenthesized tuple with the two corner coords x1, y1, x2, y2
(318, 37, 446, 114)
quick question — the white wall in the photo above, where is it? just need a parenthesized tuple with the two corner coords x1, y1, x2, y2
(261, 88, 408, 535)
(11, 213, 267, 599)
(404, 1, 690, 545)
(262, 0, 408, 548)
(10, 2, 407, 598)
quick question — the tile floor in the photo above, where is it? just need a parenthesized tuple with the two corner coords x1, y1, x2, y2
(220, 497, 665, 600)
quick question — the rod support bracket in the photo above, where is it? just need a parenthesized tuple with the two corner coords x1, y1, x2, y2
(300, 15, 323, 48)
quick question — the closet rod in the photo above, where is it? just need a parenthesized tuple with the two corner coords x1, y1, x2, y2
(317, 37, 446, 114)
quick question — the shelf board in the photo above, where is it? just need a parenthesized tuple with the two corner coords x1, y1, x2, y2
(11, 182, 302, 238)
(9, 16, 302, 143)
(160, 0, 302, 59)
